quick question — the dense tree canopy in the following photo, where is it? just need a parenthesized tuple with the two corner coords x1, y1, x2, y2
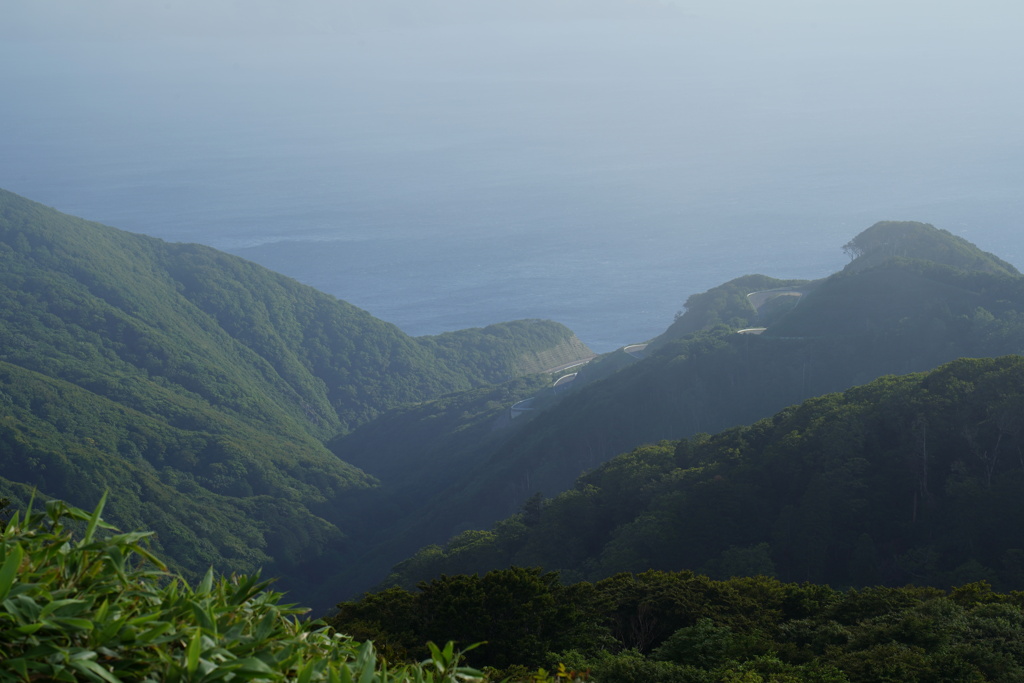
(383, 356, 1024, 596)
(334, 565, 1024, 682)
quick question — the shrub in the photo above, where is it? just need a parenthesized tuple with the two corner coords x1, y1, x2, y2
(0, 494, 482, 682)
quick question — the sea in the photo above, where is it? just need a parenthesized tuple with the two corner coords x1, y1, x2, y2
(3, 14, 1023, 353)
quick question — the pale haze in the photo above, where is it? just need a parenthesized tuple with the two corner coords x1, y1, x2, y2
(2, 0, 1022, 351)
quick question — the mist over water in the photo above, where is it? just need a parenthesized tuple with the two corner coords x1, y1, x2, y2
(2, 1, 1023, 352)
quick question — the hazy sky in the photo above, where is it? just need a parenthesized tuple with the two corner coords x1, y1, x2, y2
(5, 0, 1021, 240)
(6, 0, 1020, 37)
(7, 0, 1020, 140)
(3, 0, 1023, 347)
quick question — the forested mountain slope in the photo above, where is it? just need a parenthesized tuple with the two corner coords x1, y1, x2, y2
(840, 220, 1019, 276)
(385, 355, 1024, 593)
(328, 221, 1024, 598)
(649, 273, 813, 346)
(0, 188, 592, 597)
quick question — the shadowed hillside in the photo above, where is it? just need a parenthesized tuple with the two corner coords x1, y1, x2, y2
(324, 221, 1024, 599)
(385, 355, 1024, 594)
(0, 188, 592, 602)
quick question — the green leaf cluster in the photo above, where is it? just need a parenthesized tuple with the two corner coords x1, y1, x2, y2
(0, 495, 485, 682)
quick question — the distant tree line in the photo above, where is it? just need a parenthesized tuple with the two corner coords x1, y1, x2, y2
(333, 566, 1024, 682)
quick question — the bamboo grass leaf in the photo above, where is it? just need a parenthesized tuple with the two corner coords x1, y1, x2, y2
(82, 491, 110, 545)
(0, 543, 23, 601)
(185, 630, 202, 675)
(197, 567, 215, 595)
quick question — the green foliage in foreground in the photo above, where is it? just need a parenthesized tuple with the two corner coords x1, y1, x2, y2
(0, 496, 484, 682)
(335, 566, 1024, 682)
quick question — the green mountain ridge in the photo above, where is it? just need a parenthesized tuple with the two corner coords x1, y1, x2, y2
(0, 188, 593, 603)
(650, 274, 814, 347)
(334, 221, 1024, 599)
(384, 354, 1024, 594)
(4, 189, 1022, 611)
(841, 220, 1020, 276)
